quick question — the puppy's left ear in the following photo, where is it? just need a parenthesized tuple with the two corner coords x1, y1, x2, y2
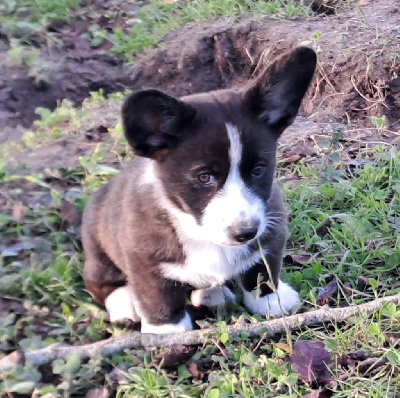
(243, 46, 317, 135)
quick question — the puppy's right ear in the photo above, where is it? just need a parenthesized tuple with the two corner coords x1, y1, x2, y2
(122, 89, 197, 159)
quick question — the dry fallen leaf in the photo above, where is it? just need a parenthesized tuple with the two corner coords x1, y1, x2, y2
(0, 298, 26, 317)
(302, 392, 321, 398)
(275, 342, 292, 354)
(60, 199, 81, 229)
(188, 362, 206, 380)
(85, 387, 109, 398)
(282, 142, 316, 158)
(153, 345, 194, 368)
(302, 98, 314, 117)
(290, 340, 333, 384)
(0, 240, 36, 257)
(12, 203, 25, 222)
(108, 364, 130, 384)
(302, 389, 333, 398)
(339, 351, 367, 369)
(290, 253, 312, 265)
(315, 220, 332, 237)
(25, 192, 53, 208)
(317, 278, 338, 306)
(85, 125, 109, 142)
(358, 357, 389, 376)
(282, 153, 303, 163)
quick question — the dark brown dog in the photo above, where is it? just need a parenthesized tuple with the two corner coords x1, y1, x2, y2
(82, 47, 316, 334)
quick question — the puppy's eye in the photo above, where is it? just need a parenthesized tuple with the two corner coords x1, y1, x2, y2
(251, 164, 266, 177)
(198, 173, 214, 185)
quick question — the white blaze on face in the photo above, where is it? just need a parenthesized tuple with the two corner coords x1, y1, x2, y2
(201, 123, 266, 246)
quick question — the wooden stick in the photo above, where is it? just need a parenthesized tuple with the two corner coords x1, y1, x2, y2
(1, 294, 399, 372)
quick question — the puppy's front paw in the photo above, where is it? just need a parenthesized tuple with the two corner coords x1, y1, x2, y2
(191, 285, 236, 308)
(105, 286, 140, 323)
(141, 312, 193, 334)
(242, 280, 301, 317)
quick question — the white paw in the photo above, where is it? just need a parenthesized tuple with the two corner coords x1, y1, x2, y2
(242, 280, 301, 317)
(191, 285, 236, 308)
(141, 312, 193, 334)
(105, 286, 140, 323)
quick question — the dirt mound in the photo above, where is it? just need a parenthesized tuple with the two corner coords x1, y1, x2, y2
(0, 51, 133, 133)
(0, 0, 398, 137)
(130, 0, 399, 128)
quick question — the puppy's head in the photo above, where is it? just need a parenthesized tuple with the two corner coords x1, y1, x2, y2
(122, 47, 316, 246)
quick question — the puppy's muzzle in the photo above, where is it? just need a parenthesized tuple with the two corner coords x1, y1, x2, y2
(227, 220, 260, 243)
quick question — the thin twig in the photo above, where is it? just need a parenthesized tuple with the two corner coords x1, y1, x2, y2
(210, 338, 229, 361)
(350, 75, 387, 106)
(252, 332, 268, 353)
(0, 294, 399, 372)
(244, 47, 255, 66)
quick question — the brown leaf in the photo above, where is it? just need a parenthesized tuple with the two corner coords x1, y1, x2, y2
(283, 154, 303, 163)
(86, 387, 109, 398)
(60, 199, 81, 229)
(275, 342, 292, 353)
(302, 98, 314, 117)
(357, 276, 376, 291)
(0, 298, 26, 317)
(386, 334, 400, 347)
(339, 351, 367, 369)
(12, 203, 25, 222)
(96, 15, 110, 28)
(188, 362, 206, 380)
(315, 220, 332, 237)
(317, 279, 338, 306)
(290, 340, 333, 384)
(153, 345, 194, 368)
(108, 364, 130, 384)
(25, 192, 53, 208)
(358, 357, 389, 375)
(342, 282, 353, 297)
(302, 392, 322, 398)
(291, 253, 312, 265)
(282, 142, 316, 158)
(302, 389, 333, 398)
(85, 125, 109, 141)
(0, 240, 36, 257)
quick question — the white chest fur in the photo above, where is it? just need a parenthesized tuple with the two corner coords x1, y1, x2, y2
(160, 241, 261, 288)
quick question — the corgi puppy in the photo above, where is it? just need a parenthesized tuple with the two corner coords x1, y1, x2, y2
(82, 47, 316, 334)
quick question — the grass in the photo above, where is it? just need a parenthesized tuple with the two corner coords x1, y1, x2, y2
(1, 0, 313, 63)
(106, 0, 311, 62)
(0, 0, 80, 83)
(0, 97, 399, 396)
(21, 90, 127, 148)
(0, 0, 398, 395)
(0, 0, 79, 40)
(281, 142, 400, 301)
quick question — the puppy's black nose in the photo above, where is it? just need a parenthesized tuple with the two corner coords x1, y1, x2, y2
(229, 221, 260, 243)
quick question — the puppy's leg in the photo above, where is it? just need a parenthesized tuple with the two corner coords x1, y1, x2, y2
(191, 285, 236, 308)
(239, 252, 300, 317)
(104, 285, 140, 323)
(83, 242, 139, 322)
(125, 265, 193, 334)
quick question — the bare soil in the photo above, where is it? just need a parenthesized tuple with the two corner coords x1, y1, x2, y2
(1, 0, 399, 142)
